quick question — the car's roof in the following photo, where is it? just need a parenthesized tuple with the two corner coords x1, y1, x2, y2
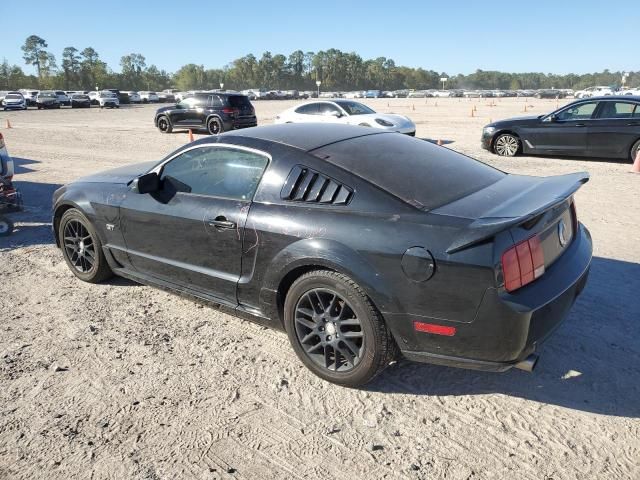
(575, 95, 640, 101)
(218, 123, 386, 152)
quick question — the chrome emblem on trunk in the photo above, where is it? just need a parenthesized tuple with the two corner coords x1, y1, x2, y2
(558, 220, 568, 247)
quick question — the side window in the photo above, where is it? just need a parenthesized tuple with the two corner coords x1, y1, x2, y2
(556, 102, 598, 121)
(178, 97, 198, 109)
(208, 95, 223, 107)
(295, 103, 319, 115)
(596, 102, 636, 119)
(634, 105, 640, 118)
(318, 103, 341, 116)
(160, 147, 269, 200)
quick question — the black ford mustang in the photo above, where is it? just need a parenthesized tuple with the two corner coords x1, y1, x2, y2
(52, 124, 592, 386)
(482, 96, 640, 161)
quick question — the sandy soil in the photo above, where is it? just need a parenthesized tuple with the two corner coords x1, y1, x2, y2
(0, 98, 638, 480)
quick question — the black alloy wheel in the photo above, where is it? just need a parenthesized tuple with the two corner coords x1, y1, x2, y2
(157, 115, 172, 133)
(284, 270, 397, 387)
(294, 288, 364, 372)
(207, 117, 223, 135)
(59, 209, 112, 283)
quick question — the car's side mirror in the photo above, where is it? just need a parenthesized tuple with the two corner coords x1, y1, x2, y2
(131, 172, 160, 194)
(330, 110, 342, 117)
(544, 114, 557, 123)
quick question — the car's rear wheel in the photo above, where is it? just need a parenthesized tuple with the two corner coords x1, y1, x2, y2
(157, 115, 172, 133)
(630, 139, 640, 163)
(493, 133, 520, 157)
(207, 117, 223, 135)
(59, 209, 113, 283)
(284, 270, 397, 387)
(0, 216, 13, 236)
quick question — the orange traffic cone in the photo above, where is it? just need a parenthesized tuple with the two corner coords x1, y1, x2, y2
(437, 139, 443, 146)
(523, 104, 528, 113)
(188, 129, 194, 142)
(5, 119, 11, 129)
(631, 150, 640, 173)
(470, 108, 475, 117)
(412, 104, 415, 111)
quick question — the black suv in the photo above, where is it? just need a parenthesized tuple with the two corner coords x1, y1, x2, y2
(154, 92, 257, 135)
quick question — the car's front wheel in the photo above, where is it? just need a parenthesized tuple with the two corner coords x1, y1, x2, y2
(59, 208, 113, 283)
(157, 115, 172, 133)
(493, 133, 520, 157)
(284, 270, 397, 387)
(207, 117, 223, 135)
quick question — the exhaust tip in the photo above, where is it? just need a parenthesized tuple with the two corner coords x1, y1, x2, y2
(514, 353, 539, 373)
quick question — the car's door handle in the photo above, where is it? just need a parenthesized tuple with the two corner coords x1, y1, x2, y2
(575, 123, 586, 127)
(207, 217, 236, 230)
(627, 122, 640, 126)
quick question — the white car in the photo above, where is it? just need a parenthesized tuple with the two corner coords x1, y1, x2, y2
(97, 91, 119, 109)
(54, 90, 71, 106)
(123, 91, 141, 103)
(19, 89, 39, 106)
(2, 93, 27, 110)
(618, 88, 640, 96)
(574, 86, 614, 98)
(139, 91, 159, 103)
(275, 100, 416, 135)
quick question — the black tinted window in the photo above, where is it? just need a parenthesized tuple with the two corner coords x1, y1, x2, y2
(161, 147, 268, 200)
(312, 133, 504, 210)
(596, 102, 638, 119)
(227, 95, 251, 107)
(295, 103, 319, 115)
(209, 95, 223, 107)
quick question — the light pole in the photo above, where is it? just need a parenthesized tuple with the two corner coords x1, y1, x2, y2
(316, 80, 321, 98)
(440, 77, 448, 91)
(220, 82, 224, 91)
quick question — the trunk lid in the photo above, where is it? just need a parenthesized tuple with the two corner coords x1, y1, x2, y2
(432, 172, 588, 256)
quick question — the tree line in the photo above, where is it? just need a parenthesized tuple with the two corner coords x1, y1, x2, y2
(2, 35, 638, 92)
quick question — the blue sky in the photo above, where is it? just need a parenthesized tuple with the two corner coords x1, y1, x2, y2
(2, 0, 637, 75)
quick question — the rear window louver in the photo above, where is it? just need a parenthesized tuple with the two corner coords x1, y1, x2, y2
(281, 165, 353, 205)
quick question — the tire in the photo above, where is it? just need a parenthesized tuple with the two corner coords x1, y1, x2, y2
(207, 117, 223, 135)
(0, 216, 13, 236)
(59, 208, 113, 283)
(157, 115, 172, 133)
(284, 270, 398, 387)
(493, 133, 520, 157)
(631, 139, 640, 163)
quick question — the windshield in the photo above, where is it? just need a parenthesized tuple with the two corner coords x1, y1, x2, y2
(100, 92, 116, 97)
(39, 93, 55, 98)
(311, 133, 504, 210)
(6, 94, 22, 100)
(335, 101, 375, 115)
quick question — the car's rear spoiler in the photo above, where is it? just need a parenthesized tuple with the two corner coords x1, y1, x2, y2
(432, 172, 589, 254)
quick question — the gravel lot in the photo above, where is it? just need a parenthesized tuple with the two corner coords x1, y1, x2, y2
(0, 98, 638, 480)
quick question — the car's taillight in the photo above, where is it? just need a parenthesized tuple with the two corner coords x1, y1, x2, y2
(0, 133, 4, 149)
(222, 107, 239, 116)
(501, 235, 545, 292)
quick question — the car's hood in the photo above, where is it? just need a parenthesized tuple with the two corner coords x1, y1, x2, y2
(74, 161, 157, 185)
(156, 105, 174, 114)
(488, 115, 542, 128)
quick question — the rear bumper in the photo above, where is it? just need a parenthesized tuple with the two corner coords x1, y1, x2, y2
(230, 116, 258, 130)
(396, 223, 592, 371)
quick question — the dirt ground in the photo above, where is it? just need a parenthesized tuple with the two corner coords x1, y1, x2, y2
(0, 98, 638, 480)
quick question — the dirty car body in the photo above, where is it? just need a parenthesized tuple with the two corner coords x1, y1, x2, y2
(52, 124, 592, 379)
